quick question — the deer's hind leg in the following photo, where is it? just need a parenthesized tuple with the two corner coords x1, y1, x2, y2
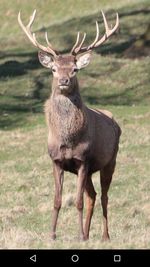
(100, 159, 116, 241)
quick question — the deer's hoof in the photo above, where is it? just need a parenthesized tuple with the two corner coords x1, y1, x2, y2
(83, 235, 89, 241)
(102, 234, 110, 242)
(51, 232, 56, 240)
(78, 234, 88, 242)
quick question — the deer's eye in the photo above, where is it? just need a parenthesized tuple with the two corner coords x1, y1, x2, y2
(73, 68, 78, 72)
(52, 68, 56, 72)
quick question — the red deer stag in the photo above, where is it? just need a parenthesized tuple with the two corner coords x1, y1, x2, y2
(18, 10, 121, 241)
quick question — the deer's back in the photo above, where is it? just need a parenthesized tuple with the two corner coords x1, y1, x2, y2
(85, 107, 121, 172)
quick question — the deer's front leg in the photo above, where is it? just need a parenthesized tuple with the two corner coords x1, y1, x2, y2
(76, 163, 88, 240)
(51, 161, 64, 240)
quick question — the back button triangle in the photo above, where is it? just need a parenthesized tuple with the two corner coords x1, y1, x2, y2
(30, 255, 36, 262)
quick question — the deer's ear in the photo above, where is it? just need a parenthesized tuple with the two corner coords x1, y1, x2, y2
(76, 52, 92, 69)
(38, 51, 54, 68)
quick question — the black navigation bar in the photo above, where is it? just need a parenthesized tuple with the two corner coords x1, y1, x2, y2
(0, 249, 149, 266)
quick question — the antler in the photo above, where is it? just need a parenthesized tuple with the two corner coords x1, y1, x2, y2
(71, 10, 119, 56)
(18, 10, 59, 57)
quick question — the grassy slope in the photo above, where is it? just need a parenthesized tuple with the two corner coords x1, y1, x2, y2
(0, 0, 150, 248)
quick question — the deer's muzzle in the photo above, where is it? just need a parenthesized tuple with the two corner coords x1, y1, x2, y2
(58, 77, 70, 88)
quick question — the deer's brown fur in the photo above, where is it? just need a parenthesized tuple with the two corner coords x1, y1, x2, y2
(43, 55, 121, 240)
(44, 79, 121, 173)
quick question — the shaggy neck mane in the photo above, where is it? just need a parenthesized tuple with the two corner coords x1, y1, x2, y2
(46, 77, 87, 145)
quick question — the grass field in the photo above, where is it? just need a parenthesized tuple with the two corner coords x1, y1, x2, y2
(0, 0, 150, 249)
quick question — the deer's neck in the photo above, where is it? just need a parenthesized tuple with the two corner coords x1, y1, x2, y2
(48, 77, 87, 145)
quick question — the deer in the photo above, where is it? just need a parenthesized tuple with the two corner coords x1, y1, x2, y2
(18, 9, 121, 241)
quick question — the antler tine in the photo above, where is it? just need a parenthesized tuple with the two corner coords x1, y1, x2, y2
(32, 32, 58, 55)
(101, 10, 109, 34)
(18, 10, 37, 47)
(92, 11, 119, 48)
(87, 21, 99, 50)
(70, 10, 119, 56)
(18, 10, 58, 57)
(45, 31, 54, 49)
(74, 33, 86, 54)
(102, 11, 119, 36)
(71, 32, 80, 55)
(27, 9, 36, 28)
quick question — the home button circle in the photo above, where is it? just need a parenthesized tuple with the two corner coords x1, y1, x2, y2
(71, 254, 79, 263)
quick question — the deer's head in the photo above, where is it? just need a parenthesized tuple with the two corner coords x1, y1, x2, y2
(37, 52, 91, 93)
(18, 10, 119, 94)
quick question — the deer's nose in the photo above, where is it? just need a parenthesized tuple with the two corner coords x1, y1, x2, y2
(59, 77, 69, 86)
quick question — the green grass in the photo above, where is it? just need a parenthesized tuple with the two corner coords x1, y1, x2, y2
(0, 0, 150, 249)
